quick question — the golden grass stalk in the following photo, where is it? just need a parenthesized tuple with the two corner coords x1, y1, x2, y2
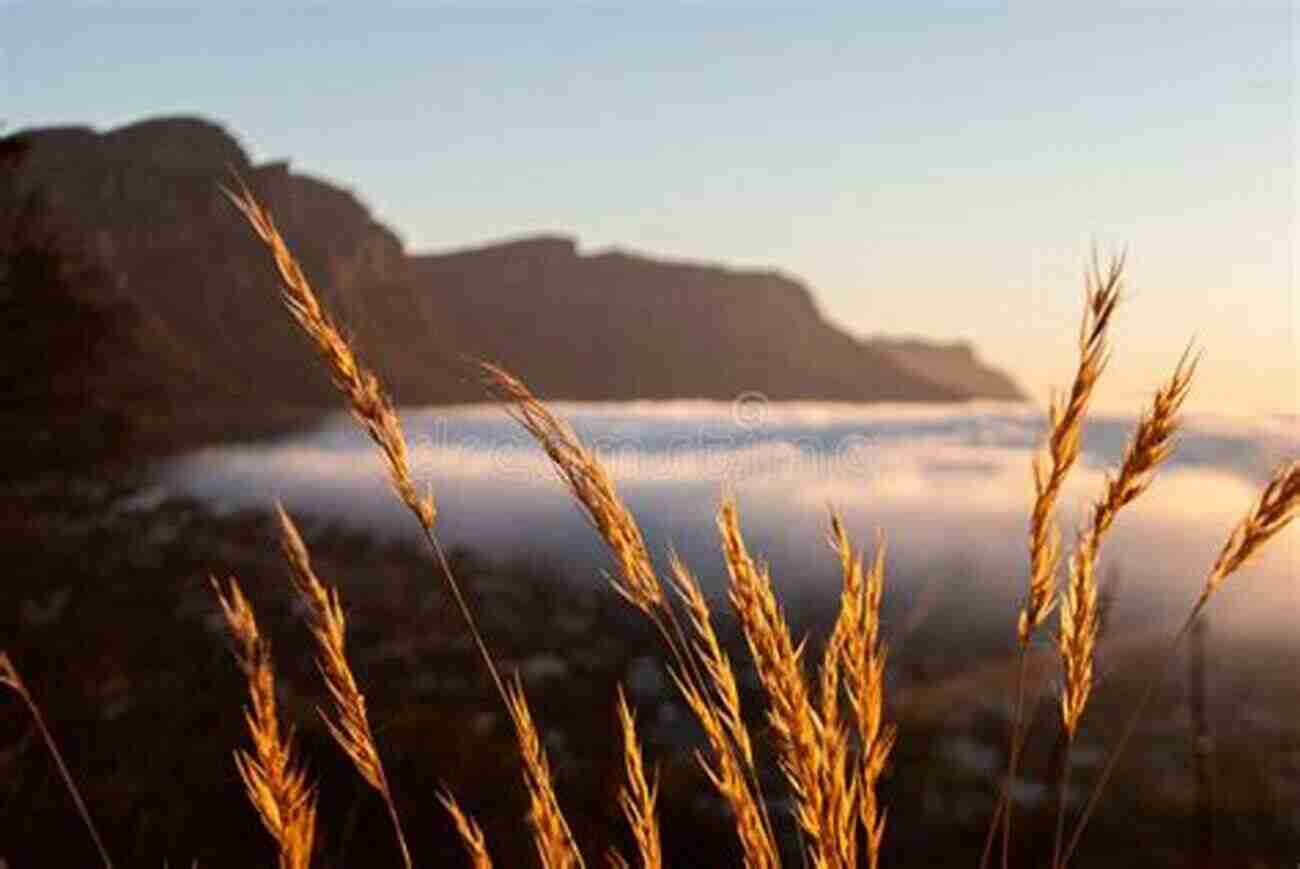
(1051, 535, 1098, 869)
(1086, 346, 1197, 542)
(668, 673, 781, 869)
(819, 516, 862, 758)
(828, 519, 894, 869)
(665, 556, 782, 869)
(438, 793, 495, 869)
(0, 652, 114, 869)
(667, 554, 757, 772)
(820, 518, 861, 865)
(615, 688, 663, 869)
(1059, 457, 1299, 868)
(986, 253, 1124, 869)
(1200, 458, 1299, 605)
(212, 577, 316, 869)
(485, 362, 781, 866)
(1054, 347, 1196, 869)
(1057, 538, 1099, 743)
(718, 498, 845, 869)
(1020, 252, 1122, 646)
(1059, 348, 1196, 740)
(481, 362, 661, 615)
(234, 188, 587, 866)
(225, 183, 434, 532)
(504, 676, 586, 869)
(275, 505, 413, 869)
(230, 182, 511, 709)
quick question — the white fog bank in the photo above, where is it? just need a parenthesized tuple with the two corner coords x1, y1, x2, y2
(164, 402, 1297, 638)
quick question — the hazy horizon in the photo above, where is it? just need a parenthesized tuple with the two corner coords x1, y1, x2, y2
(5, 2, 1295, 415)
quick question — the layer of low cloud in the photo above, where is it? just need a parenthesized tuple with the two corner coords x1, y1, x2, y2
(165, 402, 1297, 639)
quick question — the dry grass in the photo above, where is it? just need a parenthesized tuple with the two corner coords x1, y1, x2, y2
(1201, 458, 1300, 603)
(1048, 351, 1197, 866)
(1019, 252, 1122, 648)
(719, 499, 859, 869)
(483, 355, 901, 869)
(438, 793, 494, 869)
(0, 652, 114, 869)
(482, 361, 662, 617)
(614, 688, 663, 869)
(988, 253, 1124, 869)
(1058, 347, 1197, 740)
(483, 361, 782, 867)
(827, 520, 893, 869)
(226, 185, 585, 865)
(274, 504, 414, 869)
(665, 554, 782, 869)
(504, 676, 586, 869)
(224, 182, 434, 532)
(7, 192, 1296, 869)
(1058, 456, 1300, 868)
(212, 576, 317, 869)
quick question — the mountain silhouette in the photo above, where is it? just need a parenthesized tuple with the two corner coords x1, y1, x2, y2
(0, 116, 1022, 464)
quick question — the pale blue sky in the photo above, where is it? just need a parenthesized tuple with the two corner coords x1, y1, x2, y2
(3, 2, 1295, 413)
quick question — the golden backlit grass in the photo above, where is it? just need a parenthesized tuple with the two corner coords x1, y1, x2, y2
(987, 251, 1123, 869)
(2, 190, 1295, 869)
(226, 190, 1295, 869)
(1048, 350, 1196, 867)
(212, 576, 316, 869)
(1059, 347, 1197, 741)
(274, 505, 413, 868)
(614, 687, 663, 869)
(439, 792, 494, 869)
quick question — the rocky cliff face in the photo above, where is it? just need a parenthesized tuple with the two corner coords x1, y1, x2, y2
(410, 242, 1010, 402)
(0, 115, 1022, 464)
(870, 338, 1022, 402)
(0, 117, 461, 413)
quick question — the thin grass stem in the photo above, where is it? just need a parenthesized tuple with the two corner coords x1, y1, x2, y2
(0, 654, 114, 869)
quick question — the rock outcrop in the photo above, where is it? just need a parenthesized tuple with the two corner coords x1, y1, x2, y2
(0, 115, 1023, 465)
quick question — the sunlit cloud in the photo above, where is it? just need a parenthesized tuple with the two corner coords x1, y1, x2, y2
(167, 402, 1297, 637)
